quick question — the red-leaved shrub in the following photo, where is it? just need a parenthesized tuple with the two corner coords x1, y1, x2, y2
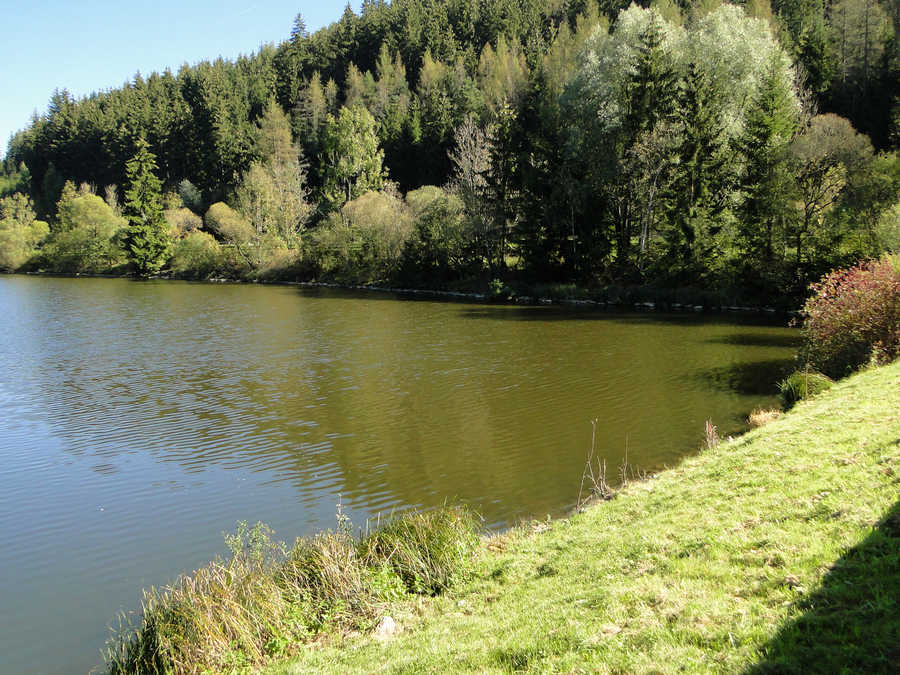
(801, 255, 900, 377)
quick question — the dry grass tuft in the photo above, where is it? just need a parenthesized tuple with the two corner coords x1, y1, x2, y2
(748, 408, 781, 428)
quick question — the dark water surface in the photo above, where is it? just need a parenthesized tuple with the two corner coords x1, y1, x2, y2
(0, 276, 799, 673)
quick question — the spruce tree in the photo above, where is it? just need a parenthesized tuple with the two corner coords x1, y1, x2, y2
(733, 59, 799, 290)
(123, 137, 171, 276)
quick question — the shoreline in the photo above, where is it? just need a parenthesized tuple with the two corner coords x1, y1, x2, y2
(262, 360, 899, 674)
(6, 270, 799, 317)
(100, 360, 900, 673)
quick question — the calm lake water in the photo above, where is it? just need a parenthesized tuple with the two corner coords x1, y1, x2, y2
(0, 276, 800, 673)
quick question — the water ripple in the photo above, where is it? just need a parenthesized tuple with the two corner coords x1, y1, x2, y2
(0, 277, 796, 674)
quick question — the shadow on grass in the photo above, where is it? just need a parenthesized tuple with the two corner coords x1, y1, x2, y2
(748, 500, 900, 674)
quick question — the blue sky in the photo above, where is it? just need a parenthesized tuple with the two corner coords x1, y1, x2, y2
(0, 1, 350, 159)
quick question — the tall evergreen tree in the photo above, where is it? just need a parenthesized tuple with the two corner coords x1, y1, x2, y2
(665, 62, 733, 276)
(733, 59, 800, 291)
(123, 137, 171, 275)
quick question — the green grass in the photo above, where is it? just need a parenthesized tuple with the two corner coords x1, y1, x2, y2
(266, 361, 900, 674)
(778, 368, 833, 409)
(104, 508, 480, 673)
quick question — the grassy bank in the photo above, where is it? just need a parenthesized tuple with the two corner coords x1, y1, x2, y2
(265, 361, 900, 674)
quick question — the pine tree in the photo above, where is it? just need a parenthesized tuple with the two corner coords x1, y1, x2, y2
(665, 62, 733, 273)
(123, 137, 171, 276)
(734, 59, 799, 290)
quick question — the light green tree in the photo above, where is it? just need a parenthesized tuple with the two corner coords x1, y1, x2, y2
(309, 190, 412, 284)
(294, 72, 329, 149)
(477, 35, 530, 118)
(123, 137, 171, 276)
(0, 193, 49, 271)
(789, 114, 875, 277)
(234, 100, 311, 247)
(43, 194, 127, 273)
(320, 106, 385, 211)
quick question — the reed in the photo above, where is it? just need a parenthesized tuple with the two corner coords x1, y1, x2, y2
(105, 507, 481, 674)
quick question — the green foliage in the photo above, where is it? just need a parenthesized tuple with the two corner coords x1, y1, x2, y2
(123, 138, 171, 276)
(875, 201, 900, 252)
(0, 193, 49, 271)
(732, 53, 802, 293)
(359, 505, 480, 596)
(787, 114, 876, 286)
(234, 101, 311, 249)
(176, 179, 203, 214)
(778, 368, 834, 409)
(478, 35, 530, 117)
(105, 506, 481, 674)
(164, 206, 202, 239)
(800, 255, 900, 377)
(0, 161, 30, 199)
(205, 201, 292, 276)
(559, 3, 804, 287)
(205, 201, 252, 242)
(9, 0, 899, 296)
(169, 230, 223, 279)
(400, 185, 471, 285)
(320, 106, 385, 211)
(308, 190, 413, 284)
(42, 194, 127, 273)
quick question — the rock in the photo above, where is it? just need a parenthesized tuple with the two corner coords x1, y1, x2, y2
(375, 615, 397, 639)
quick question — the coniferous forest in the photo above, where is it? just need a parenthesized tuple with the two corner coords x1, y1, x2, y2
(1, 0, 899, 303)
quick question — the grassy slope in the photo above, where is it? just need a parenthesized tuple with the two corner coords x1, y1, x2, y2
(267, 362, 900, 674)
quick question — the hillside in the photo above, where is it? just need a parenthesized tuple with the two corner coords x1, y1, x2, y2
(267, 360, 900, 673)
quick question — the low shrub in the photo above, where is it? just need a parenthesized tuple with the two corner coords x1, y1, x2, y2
(800, 255, 900, 377)
(164, 207, 202, 240)
(359, 505, 480, 595)
(307, 191, 413, 285)
(399, 186, 472, 286)
(778, 369, 833, 409)
(105, 507, 480, 673)
(169, 230, 223, 279)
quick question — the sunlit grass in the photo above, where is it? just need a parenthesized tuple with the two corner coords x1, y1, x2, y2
(104, 507, 480, 673)
(267, 361, 900, 674)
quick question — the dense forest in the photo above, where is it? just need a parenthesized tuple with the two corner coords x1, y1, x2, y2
(1, 0, 899, 303)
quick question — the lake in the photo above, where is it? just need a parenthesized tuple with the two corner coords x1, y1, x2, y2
(0, 276, 799, 673)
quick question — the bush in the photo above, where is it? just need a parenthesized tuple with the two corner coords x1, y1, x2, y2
(359, 505, 480, 595)
(308, 190, 413, 284)
(0, 193, 49, 271)
(105, 506, 480, 674)
(164, 206, 202, 240)
(399, 186, 470, 285)
(43, 194, 127, 273)
(778, 369, 833, 409)
(169, 230, 223, 279)
(205, 201, 289, 275)
(801, 255, 900, 377)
